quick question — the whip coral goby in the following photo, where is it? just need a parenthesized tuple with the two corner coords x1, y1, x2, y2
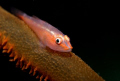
(11, 8, 73, 52)
(0, 6, 105, 81)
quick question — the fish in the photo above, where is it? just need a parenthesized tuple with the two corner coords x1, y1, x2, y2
(11, 8, 73, 52)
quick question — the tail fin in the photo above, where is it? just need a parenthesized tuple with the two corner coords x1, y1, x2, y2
(11, 7, 26, 19)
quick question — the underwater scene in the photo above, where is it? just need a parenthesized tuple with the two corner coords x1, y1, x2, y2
(0, 0, 119, 81)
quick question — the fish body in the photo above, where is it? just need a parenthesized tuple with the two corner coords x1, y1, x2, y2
(12, 8, 73, 52)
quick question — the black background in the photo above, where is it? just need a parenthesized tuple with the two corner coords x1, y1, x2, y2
(0, 0, 120, 81)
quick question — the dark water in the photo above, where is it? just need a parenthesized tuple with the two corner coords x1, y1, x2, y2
(0, 0, 119, 81)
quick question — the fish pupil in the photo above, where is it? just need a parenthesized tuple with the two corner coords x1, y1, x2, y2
(56, 39, 59, 43)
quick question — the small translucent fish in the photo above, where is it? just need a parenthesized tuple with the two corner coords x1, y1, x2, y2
(12, 8, 73, 52)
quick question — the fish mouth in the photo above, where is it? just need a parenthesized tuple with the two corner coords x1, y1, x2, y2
(64, 46, 73, 52)
(60, 42, 73, 52)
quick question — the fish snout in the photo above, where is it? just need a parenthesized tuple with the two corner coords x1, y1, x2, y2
(64, 44, 73, 52)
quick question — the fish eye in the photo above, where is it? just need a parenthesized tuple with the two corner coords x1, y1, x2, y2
(56, 37, 62, 45)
